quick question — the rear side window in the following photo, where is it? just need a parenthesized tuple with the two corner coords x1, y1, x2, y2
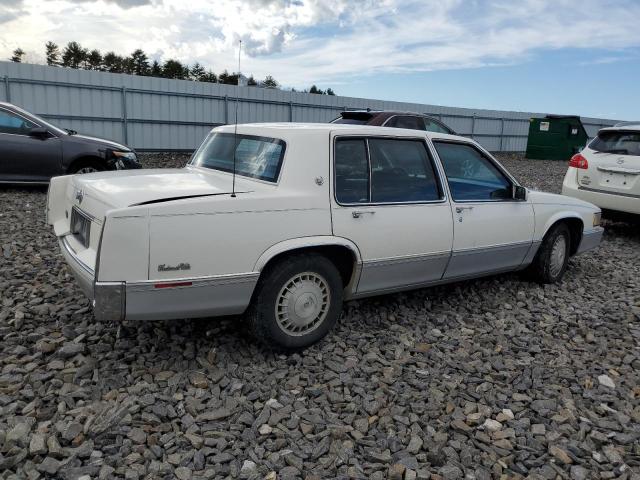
(434, 142, 512, 201)
(191, 132, 285, 182)
(335, 139, 369, 203)
(590, 131, 640, 156)
(423, 118, 451, 134)
(385, 116, 425, 131)
(334, 137, 442, 204)
(0, 109, 36, 135)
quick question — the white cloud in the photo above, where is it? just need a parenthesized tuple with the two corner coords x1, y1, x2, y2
(1, 0, 640, 86)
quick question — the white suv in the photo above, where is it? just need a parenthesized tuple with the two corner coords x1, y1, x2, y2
(562, 124, 640, 216)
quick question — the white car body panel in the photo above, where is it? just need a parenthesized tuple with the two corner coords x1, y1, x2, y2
(46, 123, 603, 323)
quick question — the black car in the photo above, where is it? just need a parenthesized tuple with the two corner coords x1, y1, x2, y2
(0, 102, 141, 184)
(331, 110, 456, 135)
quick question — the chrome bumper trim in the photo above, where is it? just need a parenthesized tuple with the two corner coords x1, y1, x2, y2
(578, 186, 640, 199)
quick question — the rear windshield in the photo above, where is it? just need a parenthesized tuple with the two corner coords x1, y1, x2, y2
(191, 132, 286, 182)
(331, 112, 374, 125)
(331, 118, 368, 125)
(590, 131, 640, 156)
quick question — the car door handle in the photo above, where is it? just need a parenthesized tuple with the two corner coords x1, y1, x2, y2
(455, 206, 474, 213)
(352, 210, 376, 218)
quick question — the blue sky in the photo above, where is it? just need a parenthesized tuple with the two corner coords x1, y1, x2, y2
(1, 0, 639, 120)
(337, 49, 640, 120)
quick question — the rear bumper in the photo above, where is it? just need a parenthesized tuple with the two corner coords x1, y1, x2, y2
(562, 172, 640, 215)
(59, 236, 125, 321)
(576, 227, 604, 255)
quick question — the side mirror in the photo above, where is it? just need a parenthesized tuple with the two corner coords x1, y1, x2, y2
(28, 127, 49, 138)
(513, 185, 527, 201)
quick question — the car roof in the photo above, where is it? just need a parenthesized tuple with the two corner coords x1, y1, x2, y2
(215, 122, 465, 141)
(340, 110, 440, 118)
(599, 123, 640, 133)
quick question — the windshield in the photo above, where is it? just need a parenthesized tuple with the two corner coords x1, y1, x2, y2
(590, 131, 640, 156)
(191, 132, 286, 182)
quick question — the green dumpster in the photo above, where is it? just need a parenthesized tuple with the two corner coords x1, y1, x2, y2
(525, 115, 588, 160)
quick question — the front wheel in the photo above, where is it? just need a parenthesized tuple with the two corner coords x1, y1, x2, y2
(247, 254, 344, 350)
(70, 160, 104, 175)
(527, 223, 571, 284)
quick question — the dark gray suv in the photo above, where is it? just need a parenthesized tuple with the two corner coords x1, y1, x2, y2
(0, 102, 141, 184)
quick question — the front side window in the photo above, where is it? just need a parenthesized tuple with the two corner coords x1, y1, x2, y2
(0, 109, 36, 135)
(191, 133, 285, 182)
(335, 137, 442, 204)
(590, 131, 640, 156)
(385, 116, 425, 131)
(434, 142, 512, 201)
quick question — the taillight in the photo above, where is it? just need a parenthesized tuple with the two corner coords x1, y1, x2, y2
(569, 153, 588, 169)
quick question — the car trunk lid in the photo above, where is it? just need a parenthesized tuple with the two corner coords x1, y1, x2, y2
(67, 167, 248, 221)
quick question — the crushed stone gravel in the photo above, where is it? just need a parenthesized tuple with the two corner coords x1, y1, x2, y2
(0, 152, 639, 479)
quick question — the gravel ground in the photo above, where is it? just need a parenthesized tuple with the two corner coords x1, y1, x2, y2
(1, 153, 639, 480)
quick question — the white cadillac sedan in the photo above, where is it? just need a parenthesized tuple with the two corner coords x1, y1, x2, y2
(562, 123, 640, 216)
(47, 124, 603, 349)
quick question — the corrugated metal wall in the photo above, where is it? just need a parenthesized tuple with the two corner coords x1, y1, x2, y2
(0, 61, 619, 152)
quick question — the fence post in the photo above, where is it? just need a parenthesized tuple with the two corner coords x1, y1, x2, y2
(3, 76, 10, 102)
(289, 101, 293, 122)
(471, 114, 476, 140)
(120, 87, 128, 144)
(499, 118, 505, 152)
(224, 95, 229, 124)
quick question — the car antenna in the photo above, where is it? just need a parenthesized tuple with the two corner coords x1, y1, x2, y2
(231, 40, 242, 198)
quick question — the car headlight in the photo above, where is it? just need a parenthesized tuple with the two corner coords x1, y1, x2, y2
(593, 212, 601, 227)
(113, 151, 138, 162)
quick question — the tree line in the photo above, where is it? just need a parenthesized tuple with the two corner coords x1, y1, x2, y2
(8, 44, 336, 95)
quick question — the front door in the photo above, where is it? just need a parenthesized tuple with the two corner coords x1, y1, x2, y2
(0, 107, 61, 182)
(432, 140, 535, 279)
(331, 135, 454, 294)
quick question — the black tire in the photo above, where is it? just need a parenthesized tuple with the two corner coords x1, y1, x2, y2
(69, 159, 105, 175)
(248, 253, 344, 350)
(527, 223, 571, 284)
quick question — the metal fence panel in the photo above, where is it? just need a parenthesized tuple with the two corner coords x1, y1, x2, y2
(0, 61, 621, 152)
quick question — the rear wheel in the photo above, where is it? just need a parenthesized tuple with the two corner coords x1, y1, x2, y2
(248, 254, 343, 350)
(527, 223, 571, 284)
(69, 160, 104, 174)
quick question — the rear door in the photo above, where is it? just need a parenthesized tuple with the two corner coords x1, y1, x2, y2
(0, 107, 62, 182)
(330, 134, 453, 294)
(579, 131, 640, 197)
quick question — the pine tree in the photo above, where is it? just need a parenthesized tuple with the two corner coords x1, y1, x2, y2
(10, 48, 25, 63)
(190, 62, 205, 81)
(162, 59, 187, 79)
(87, 49, 103, 70)
(130, 49, 149, 75)
(247, 75, 258, 86)
(201, 70, 218, 83)
(103, 52, 123, 73)
(62, 42, 88, 69)
(150, 60, 162, 77)
(45, 42, 60, 66)
(262, 75, 278, 88)
(326, 88, 336, 96)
